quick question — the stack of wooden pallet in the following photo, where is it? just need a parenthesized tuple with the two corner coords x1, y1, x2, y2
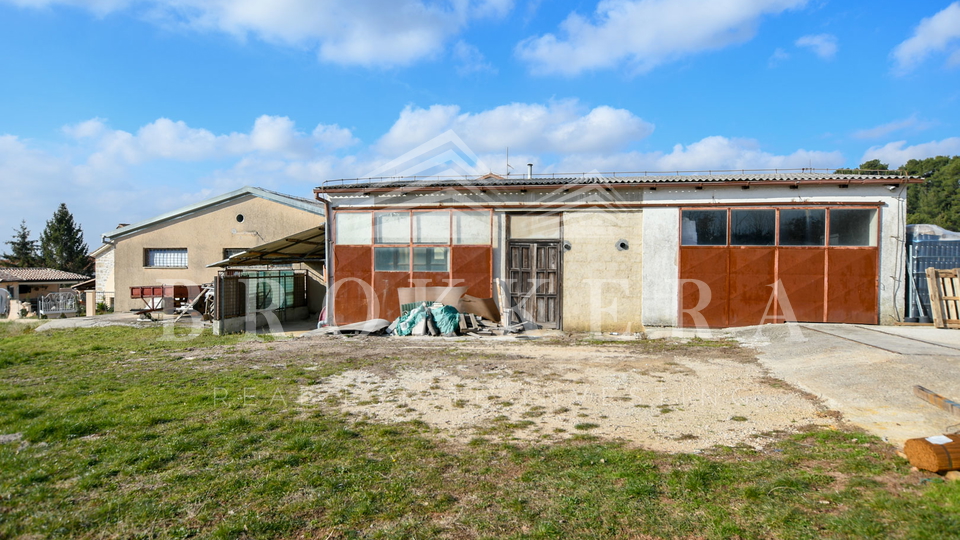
(926, 268, 960, 329)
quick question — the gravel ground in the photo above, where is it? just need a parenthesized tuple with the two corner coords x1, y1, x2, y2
(297, 337, 834, 452)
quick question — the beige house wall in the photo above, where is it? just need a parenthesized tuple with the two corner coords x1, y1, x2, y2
(561, 210, 643, 333)
(112, 196, 323, 312)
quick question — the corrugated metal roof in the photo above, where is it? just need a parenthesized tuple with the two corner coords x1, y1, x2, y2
(315, 172, 918, 192)
(207, 225, 326, 268)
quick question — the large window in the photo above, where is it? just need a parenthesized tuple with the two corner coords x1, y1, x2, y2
(413, 212, 449, 244)
(830, 209, 877, 246)
(144, 248, 188, 268)
(375, 212, 411, 244)
(681, 210, 727, 245)
(338, 209, 490, 274)
(413, 247, 449, 272)
(681, 207, 877, 247)
(337, 209, 491, 246)
(454, 210, 491, 244)
(731, 209, 776, 246)
(337, 213, 372, 245)
(780, 209, 826, 246)
(374, 247, 410, 272)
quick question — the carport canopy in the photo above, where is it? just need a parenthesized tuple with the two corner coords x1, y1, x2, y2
(207, 225, 325, 267)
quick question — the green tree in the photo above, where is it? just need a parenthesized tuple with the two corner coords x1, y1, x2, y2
(39, 203, 89, 274)
(900, 155, 960, 230)
(835, 159, 895, 175)
(3, 220, 39, 267)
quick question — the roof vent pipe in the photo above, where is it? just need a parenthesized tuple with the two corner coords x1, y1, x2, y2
(527, 163, 533, 179)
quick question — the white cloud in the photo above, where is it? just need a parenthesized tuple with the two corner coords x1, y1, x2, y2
(0, 105, 851, 247)
(376, 101, 654, 156)
(861, 138, 960, 168)
(852, 115, 935, 140)
(62, 117, 109, 139)
(551, 136, 844, 172)
(768, 47, 790, 67)
(311, 124, 359, 150)
(892, 2, 960, 74)
(3, 0, 513, 67)
(516, 0, 807, 76)
(453, 41, 497, 75)
(795, 33, 837, 59)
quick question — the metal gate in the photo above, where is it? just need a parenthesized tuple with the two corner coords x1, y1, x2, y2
(508, 241, 561, 328)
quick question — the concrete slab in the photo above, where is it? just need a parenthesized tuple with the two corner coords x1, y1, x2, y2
(729, 324, 960, 448)
(35, 312, 145, 332)
(800, 324, 960, 356)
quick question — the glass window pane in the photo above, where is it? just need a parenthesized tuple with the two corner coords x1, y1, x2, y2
(681, 210, 727, 246)
(336, 212, 372, 245)
(413, 247, 449, 272)
(830, 209, 877, 246)
(454, 211, 491, 245)
(779, 209, 825, 246)
(374, 247, 409, 272)
(731, 209, 775, 246)
(375, 212, 411, 244)
(145, 248, 188, 267)
(413, 211, 450, 244)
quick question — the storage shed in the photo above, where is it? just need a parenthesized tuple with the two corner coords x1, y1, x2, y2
(315, 171, 919, 330)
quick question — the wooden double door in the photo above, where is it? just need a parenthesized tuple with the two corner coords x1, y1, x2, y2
(508, 241, 561, 328)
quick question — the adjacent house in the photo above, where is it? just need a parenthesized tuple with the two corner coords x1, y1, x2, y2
(0, 267, 90, 317)
(93, 186, 326, 313)
(315, 171, 920, 330)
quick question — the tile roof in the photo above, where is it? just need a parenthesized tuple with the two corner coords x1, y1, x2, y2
(0, 267, 91, 282)
(316, 172, 919, 192)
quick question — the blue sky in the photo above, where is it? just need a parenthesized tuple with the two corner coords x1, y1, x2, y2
(1, 0, 959, 246)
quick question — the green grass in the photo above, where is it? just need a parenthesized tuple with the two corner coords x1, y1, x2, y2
(1, 323, 959, 539)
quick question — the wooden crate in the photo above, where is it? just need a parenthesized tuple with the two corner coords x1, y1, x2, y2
(925, 268, 960, 329)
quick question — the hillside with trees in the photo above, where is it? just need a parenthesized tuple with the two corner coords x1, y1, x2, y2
(839, 156, 960, 231)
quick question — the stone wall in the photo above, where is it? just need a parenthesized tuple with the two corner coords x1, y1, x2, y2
(94, 247, 115, 306)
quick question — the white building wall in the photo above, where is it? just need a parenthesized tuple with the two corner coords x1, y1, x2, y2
(325, 181, 908, 327)
(641, 208, 680, 326)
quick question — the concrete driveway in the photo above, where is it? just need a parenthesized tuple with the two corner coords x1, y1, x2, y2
(728, 323, 960, 448)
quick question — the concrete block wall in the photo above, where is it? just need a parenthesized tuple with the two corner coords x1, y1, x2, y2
(561, 210, 644, 332)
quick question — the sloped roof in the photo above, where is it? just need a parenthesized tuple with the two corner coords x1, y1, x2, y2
(103, 186, 325, 241)
(0, 267, 90, 282)
(316, 171, 921, 193)
(207, 225, 326, 267)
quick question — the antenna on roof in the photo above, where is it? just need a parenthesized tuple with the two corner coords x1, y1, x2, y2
(506, 147, 514, 176)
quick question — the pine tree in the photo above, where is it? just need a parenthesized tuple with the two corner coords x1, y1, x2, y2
(39, 203, 89, 274)
(3, 220, 39, 267)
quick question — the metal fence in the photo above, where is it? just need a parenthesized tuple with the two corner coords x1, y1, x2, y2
(905, 227, 960, 321)
(213, 270, 307, 320)
(38, 291, 79, 317)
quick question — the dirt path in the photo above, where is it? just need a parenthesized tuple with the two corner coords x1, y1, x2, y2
(293, 336, 834, 452)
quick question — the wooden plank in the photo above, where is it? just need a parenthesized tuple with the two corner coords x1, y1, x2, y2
(914, 385, 960, 419)
(927, 267, 947, 329)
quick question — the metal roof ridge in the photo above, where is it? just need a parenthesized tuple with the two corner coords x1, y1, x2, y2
(103, 186, 325, 240)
